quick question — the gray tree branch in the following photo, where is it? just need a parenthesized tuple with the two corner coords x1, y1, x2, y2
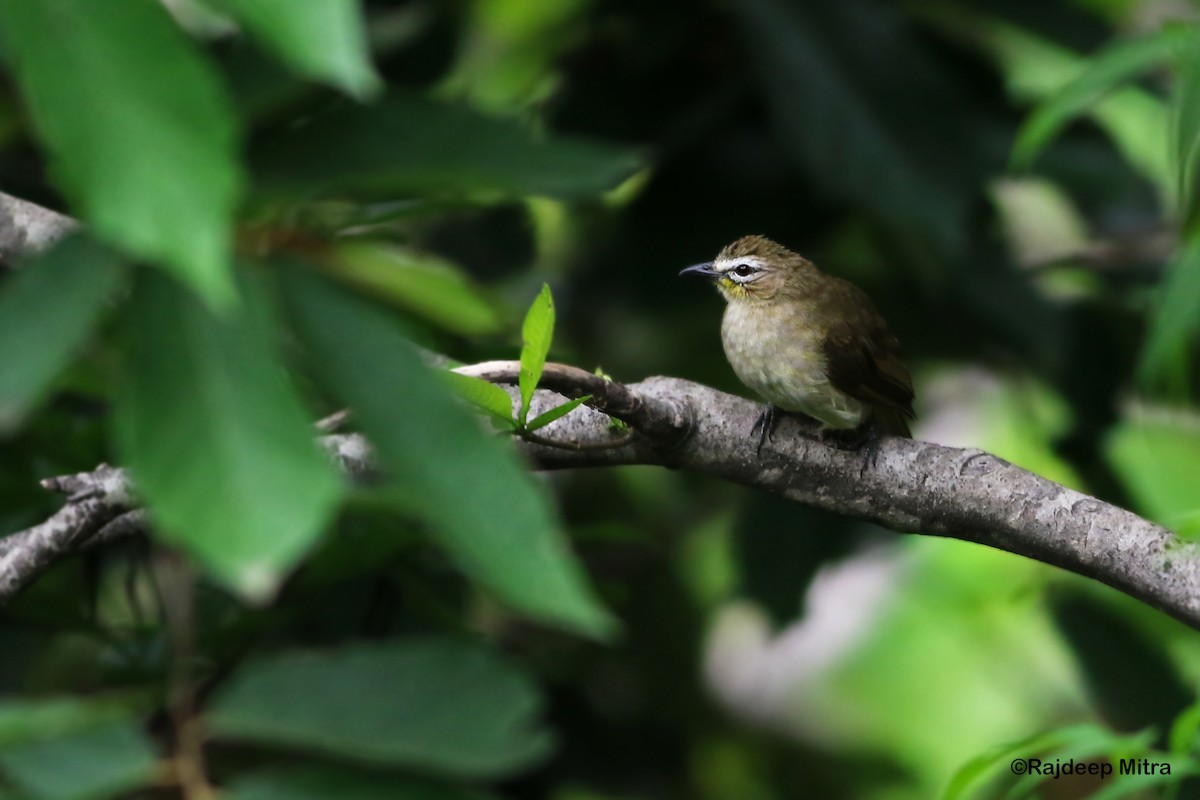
(0, 190, 76, 265)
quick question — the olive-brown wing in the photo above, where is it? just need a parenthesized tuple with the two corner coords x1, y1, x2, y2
(820, 285, 915, 435)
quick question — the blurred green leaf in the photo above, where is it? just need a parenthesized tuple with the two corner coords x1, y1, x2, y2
(200, 0, 380, 98)
(1170, 24, 1200, 226)
(1003, 727, 1157, 799)
(519, 284, 554, 426)
(1170, 696, 1200, 755)
(1105, 412, 1200, 536)
(251, 95, 640, 200)
(1142, 276, 1196, 396)
(937, 11, 1170, 190)
(281, 269, 614, 637)
(943, 724, 1137, 800)
(0, 697, 156, 800)
(0, 721, 157, 800)
(525, 395, 591, 432)
(0, 236, 124, 433)
(1138, 27, 1200, 391)
(442, 372, 516, 430)
(209, 639, 552, 778)
(0, 0, 240, 307)
(226, 765, 497, 800)
(113, 270, 343, 599)
(1088, 765, 1200, 800)
(1012, 28, 1183, 170)
(0, 697, 141, 747)
(327, 242, 502, 336)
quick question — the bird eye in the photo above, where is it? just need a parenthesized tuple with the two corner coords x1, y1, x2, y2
(732, 264, 755, 278)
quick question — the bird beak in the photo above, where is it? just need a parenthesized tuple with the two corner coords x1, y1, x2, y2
(679, 262, 719, 278)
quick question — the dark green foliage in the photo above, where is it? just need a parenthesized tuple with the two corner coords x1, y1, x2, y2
(209, 639, 552, 777)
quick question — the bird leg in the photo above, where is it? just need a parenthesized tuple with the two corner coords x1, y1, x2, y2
(750, 404, 780, 456)
(751, 406, 825, 455)
(819, 422, 885, 475)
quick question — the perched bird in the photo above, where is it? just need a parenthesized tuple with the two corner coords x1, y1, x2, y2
(680, 235, 914, 452)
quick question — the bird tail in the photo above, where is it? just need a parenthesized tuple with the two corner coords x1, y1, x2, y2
(875, 407, 912, 438)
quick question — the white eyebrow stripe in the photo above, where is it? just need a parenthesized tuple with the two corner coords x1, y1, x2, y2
(713, 255, 767, 282)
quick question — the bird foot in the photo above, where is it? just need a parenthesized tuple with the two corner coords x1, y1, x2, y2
(750, 404, 780, 456)
(751, 407, 826, 456)
(819, 423, 884, 476)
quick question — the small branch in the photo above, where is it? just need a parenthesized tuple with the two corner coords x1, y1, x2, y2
(454, 361, 691, 442)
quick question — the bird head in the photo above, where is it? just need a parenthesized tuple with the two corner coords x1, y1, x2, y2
(678, 235, 814, 302)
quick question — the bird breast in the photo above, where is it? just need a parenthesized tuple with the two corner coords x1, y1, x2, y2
(720, 300, 866, 429)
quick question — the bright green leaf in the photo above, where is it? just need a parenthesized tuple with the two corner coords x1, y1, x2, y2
(519, 284, 554, 426)
(327, 242, 502, 336)
(251, 95, 640, 200)
(281, 269, 614, 637)
(1012, 28, 1183, 170)
(209, 639, 553, 778)
(0, 0, 241, 307)
(1105, 412, 1200, 537)
(226, 765, 497, 800)
(525, 395, 591, 433)
(199, 0, 380, 99)
(0, 721, 157, 800)
(442, 372, 516, 430)
(0, 236, 124, 432)
(113, 270, 343, 599)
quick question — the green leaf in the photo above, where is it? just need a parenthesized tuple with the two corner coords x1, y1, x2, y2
(942, 724, 1121, 800)
(525, 395, 591, 433)
(327, 242, 503, 336)
(1170, 696, 1200, 755)
(209, 639, 553, 778)
(113, 270, 343, 599)
(251, 95, 640, 200)
(0, 696, 143, 748)
(199, 0, 380, 98)
(0, 696, 156, 800)
(1012, 28, 1183, 169)
(0, 236, 124, 433)
(935, 11, 1170, 191)
(442, 372, 516, 430)
(518, 284, 554, 426)
(0, 721, 157, 800)
(1105, 412, 1200, 537)
(226, 765, 497, 800)
(281, 269, 614, 637)
(1137, 231, 1200, 392)
(0, 0, 241, 307)
(1170, 24, 1200, 227)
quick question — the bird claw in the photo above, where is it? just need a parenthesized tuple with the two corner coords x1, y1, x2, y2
(819, 423, 884, 477)
(750, 404, 780, 456)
